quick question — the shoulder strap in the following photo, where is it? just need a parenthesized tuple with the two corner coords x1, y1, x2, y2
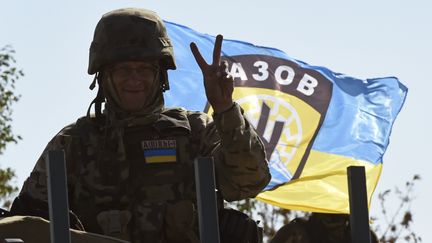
(154, 108, 191, 134)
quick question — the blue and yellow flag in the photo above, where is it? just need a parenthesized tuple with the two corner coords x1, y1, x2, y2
(164, 21, 407, 214)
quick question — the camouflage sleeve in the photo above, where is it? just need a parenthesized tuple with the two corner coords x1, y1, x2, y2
(191, 103, 270, 202)
(19, 124, 79, 205)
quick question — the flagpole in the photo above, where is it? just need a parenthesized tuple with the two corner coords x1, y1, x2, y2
(347, 166, 371, 243)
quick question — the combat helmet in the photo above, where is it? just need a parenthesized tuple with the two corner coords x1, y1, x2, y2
(88, 8, 176, 91)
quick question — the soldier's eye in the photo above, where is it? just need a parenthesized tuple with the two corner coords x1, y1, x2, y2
(112, 66, 158, 78)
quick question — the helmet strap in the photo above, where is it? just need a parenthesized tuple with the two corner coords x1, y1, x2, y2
(87, 73, 106, 120)
(160, 69, 170, 92)
(89, 73, 98, 90)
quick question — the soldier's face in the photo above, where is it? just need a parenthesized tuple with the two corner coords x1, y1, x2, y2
(109, 61, 159, 112)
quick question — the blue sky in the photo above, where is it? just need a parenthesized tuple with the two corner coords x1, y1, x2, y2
(2, 0, 431, 241)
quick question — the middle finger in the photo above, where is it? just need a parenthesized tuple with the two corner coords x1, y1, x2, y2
(212, 34, 223, 66)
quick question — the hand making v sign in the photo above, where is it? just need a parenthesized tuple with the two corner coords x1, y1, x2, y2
(190, 34, 234, 113)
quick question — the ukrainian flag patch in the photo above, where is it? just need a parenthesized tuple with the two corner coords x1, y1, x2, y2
(142, 140, 177, 164)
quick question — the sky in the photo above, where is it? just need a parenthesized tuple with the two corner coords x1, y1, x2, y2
(1, 0, 431, 241)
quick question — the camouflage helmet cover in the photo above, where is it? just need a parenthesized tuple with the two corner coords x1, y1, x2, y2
(88, 8, 176, 74)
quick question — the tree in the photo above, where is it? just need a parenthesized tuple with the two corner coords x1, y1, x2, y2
(0, 45, 24, 208)
(372, 174, 422, 243)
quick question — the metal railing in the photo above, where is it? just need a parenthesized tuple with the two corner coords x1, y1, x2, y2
(3, 152, 372, 243)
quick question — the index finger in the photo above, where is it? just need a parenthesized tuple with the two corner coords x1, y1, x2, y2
(212, 34, 223, 66)
(190, 42, 208, 71)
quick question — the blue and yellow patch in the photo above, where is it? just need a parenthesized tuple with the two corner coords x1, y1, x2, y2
(143, 148, 177, 164)
(142, 139, 177, 164)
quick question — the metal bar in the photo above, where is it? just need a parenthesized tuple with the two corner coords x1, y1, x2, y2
(4, 239, 24, 243)
(46, 150, 71, 243)
(194, 157, 220, 243)
(347, 166, 371, 243)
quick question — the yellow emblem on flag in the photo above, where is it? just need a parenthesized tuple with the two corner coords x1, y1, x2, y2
(233, 87, 321, 177)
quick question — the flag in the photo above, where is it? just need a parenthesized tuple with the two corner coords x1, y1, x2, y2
(164, 21, 407, 214)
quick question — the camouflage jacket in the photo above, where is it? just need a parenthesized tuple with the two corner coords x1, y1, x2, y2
(19, 103, 270, 243)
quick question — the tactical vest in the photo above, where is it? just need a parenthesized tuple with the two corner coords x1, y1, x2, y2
(68, 109, 206, 243)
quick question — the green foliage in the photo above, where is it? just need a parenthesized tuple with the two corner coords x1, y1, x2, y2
(0, 45, 24, 208)
(0, 167, 18, 208)
(0, 45, 23, 154)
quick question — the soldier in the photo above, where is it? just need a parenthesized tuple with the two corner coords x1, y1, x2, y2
(2, 8, 270, 243)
